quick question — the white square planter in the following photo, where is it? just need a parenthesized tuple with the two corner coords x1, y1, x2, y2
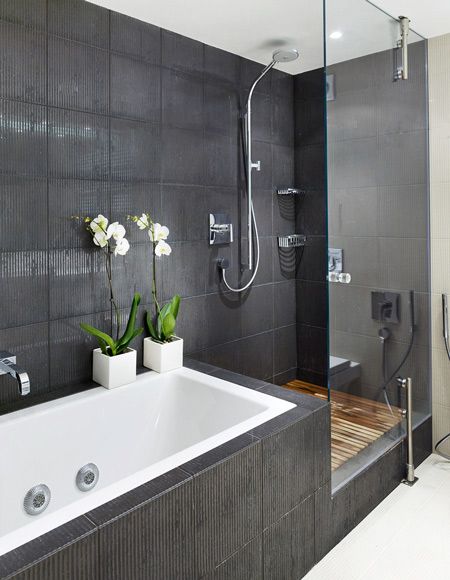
(143, 336, 183, 373)
(92, 348, 137, 389)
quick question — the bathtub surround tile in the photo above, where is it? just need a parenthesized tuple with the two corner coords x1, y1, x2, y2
(0, 0, 47, 30)
(263, 495, 315, 580)
(190, 440, 262, 576)
(96, 479, 195, 580)
(0, 516, 98, 580)
(209, 367, 273, 390)
(183, 356, 218, 375)
(203, 535, 263, 580)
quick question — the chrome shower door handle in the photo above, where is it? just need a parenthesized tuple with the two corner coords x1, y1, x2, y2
(442, 294, 450, 360)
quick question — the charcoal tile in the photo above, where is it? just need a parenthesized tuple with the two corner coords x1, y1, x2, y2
(204, 131, 238, 187)
(0, 250, 48, 329)
(48, 0, 109, 48)
(210, 368, 272, 390)
(111, 54, 160, 121)
(297, 324, 327, 377)
(162, 30, 204, 75)
(162, 68, 203, 130)
(314, 482, 333, 561)
(0, 176, 47, 251)
(0, 22, 46, 104)
(240, 331, 274, 380)
(296, 280, 327, 327)
(161, 241, 207, 300)
(274, 280, 296, 328)
(48, 108, 109, 180)
(274, 324, 297, 375)
(97, 479, 195, 580)
(0, 100, 47, 177)
(162, 127, 203, 185)
(110, 12, 161, 63)
(111, 118, 161, 182)
(0, 322, 49, 406)
(261, 412, 316, 527)
(183, 356, 217, 374)
(204, 45, 240, 86)
(0, 0, 46, 30)
(161, 184, 208, 242)
(241, 284, 274, 337)
(0, 517, 98, 580)
(315, 404, 331, 487)
(203, 535, 262, 580)
(48, 36, 109, 113)
(111, 182, 161, 243)
(263, 495, 315, 580)
(192, 441, 262, 576)
(204, 81, 239, 135)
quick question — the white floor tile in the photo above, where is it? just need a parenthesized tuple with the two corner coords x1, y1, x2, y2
(305, 455, 450, 580)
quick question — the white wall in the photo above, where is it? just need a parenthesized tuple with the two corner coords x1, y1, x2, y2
(429, 33, 450, 453)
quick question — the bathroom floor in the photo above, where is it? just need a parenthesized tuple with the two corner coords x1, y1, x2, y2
(304, 454, 450, 580)
(284, 381, 402, 470)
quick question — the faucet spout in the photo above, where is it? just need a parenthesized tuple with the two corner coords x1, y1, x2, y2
(0, 351, 31, 396)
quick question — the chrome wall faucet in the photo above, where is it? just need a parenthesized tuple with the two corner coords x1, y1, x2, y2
(0, 351, 30, 396)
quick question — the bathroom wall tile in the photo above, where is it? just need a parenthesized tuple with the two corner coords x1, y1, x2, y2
(173, 295, 207, 354)
(297, 324, 327, 377)
(0, 250, 48, 329)
(0, 22, 46, 104)
(162, 30, 204, 75)
(240, 58, 271, 96)
(328, 235, 380, 287)
(0, 322, 49, 406)
(161, 241, 207, 300)
(111, 181, 161, 243)
(0, 176, 47, 251)
(48, 179, 110, 250)
(110, 12, 161, 63)
(204, 82, 239, 135)
(204, 45, 240, 86)
(251, 140, 272, 188)
(0, 0, 47, 30)
(203, 292, 242, 348)
(111, 118, 161, 182)
(263, 495, 315, 580)
(183, 356, 218, 374)
(272, 69, 294, 100)
(162, 68, 203, 130)
(376, 130, 427, 187)
(248, 188, 273, 237)
(273, 191, 296, 237)
(261, 411, 316, 527)
(328, 136, 378, 190)
(191, 441, 262, 576)
(272, 94, 294, 147)
(272, 367, 297, 385)
(294, 68, 324, 101)
(272, 143, 295, 189)
(204, 131, 238, 187)
(48, 108, 109, 180)
(0, 517, 98, 580)
(252, 236, 274, 286)
(209, 367, 272, 391)
(48, 0, 109, 48)
(241, 284, 274, 337)
(112, 242, 154, 306)
(296, 280, 327, 327)
(48, 37, 109, 113)
(111, 54, 160, 122)
(240, 331, 274, 380)
(379, 236, 428, 293)
(203, 535, 262, 580)
(296, 235, 327, 282)
(377, 184, 427, 238)
(314, 482, 333, 562)
(161, 126, 204, 185)
(49, 248, 109, 320)
(327, 186, 378, 238)
(251, 92, 272, 143)
(274, 280, 296, 328)
(295, 97, 324, 147)
(97, 479, 195, 580)
(274, 324, 297, 375)
(0, 100, 47, 177)
(49, 310, 111, 388)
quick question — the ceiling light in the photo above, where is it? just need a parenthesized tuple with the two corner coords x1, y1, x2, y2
(329, 31, 343, 39)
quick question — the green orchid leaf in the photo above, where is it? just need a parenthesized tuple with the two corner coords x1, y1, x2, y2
(116, 293, 141, 351)
(80, 323, 116, 354)
(162, 312, 176, 340)
(146, 312, 159, 340)
(170, 295, 181, 320)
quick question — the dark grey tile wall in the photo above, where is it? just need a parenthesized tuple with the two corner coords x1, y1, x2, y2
(293, 69, 328, 385)
(327, 43, 430, 410)
(0, 0, 298, 407)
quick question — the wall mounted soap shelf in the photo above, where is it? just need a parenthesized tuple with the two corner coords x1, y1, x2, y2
(277, 188, 305, 196)
(277, 234, 307, 248)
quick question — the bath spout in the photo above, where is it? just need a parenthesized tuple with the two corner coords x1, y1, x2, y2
(0, 351, 30, 396)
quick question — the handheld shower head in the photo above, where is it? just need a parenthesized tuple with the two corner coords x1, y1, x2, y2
(272, 48, 299, 63)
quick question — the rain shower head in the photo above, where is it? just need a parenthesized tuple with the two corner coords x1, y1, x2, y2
(272, 48, 299, 63)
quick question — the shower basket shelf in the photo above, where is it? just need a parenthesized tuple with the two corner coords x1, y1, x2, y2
(277, 188, 305, 196)
(277, 234, 307, 248)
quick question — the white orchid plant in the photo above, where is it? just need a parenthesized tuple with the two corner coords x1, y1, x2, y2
(128, 213, 181, 343)
(74, 214, 143, 356)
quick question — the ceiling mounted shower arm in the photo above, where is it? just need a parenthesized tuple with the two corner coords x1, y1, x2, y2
(395, 16, 410, 80)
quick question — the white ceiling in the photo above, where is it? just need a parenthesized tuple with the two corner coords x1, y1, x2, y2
(88, 0, 450, 74)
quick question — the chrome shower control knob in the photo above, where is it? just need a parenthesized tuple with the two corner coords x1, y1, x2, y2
(24, 484, 51, 515)
(76, 463, 99, 492)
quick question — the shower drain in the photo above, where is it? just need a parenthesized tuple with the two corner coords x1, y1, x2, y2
(76, 463, 99, 492)
(24, 484, 51, 516)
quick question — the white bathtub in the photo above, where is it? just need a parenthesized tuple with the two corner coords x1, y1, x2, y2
(0, 366, 295, 556)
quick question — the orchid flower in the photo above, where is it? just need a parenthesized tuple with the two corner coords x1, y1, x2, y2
(149, 223, 169, 242)
(155, 240, 172, 257)
(114, 237, 130, 256)
(107, 222, 126, 241)
(90, 214, 108, 234)
(137, 213, 149, 230)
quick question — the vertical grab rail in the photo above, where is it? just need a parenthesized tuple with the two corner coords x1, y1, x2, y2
(398, 377, 418, 486)
(395, 16, 410, 81)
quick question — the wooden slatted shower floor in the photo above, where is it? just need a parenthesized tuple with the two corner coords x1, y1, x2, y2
(284, 380, 402, 471)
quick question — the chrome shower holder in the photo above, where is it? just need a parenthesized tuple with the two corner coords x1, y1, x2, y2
(277, 188, 305, 196)
(277, 234, 306, 248)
